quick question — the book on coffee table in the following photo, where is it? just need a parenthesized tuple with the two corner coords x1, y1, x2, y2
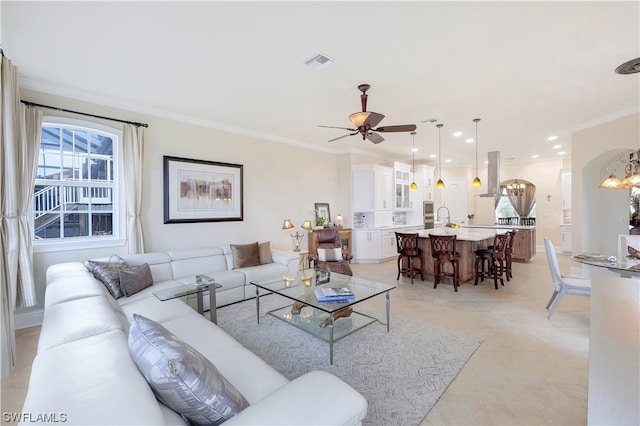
(314, 287, 355, 303)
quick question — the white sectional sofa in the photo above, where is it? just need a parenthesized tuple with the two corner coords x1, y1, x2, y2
(20, 246, 368, 425)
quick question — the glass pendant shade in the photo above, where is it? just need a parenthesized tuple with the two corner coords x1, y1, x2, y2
(436, 124, 444, 189)
(410, 181, 418, 190)
(599, 174, 623, 189)
(436, 179, 445, 188)
(472, 118, 481, 188)
(472, 176, 482, 186)
(410, 131, 418, 190)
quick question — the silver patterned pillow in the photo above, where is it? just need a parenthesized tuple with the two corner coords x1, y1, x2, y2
(128, 314, 249, 425)
(85, 257, 129, 299)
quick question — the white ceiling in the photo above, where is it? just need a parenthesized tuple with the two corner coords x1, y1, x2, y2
(2, 1, 639, 167)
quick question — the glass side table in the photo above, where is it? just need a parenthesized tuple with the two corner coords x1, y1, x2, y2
(153, 275, 222, 324)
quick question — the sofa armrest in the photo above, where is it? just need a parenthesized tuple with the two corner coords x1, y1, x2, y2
(271, 249, 300, 276)
(223, 370, 367, 426)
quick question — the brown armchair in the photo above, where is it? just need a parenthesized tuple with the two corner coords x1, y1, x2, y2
(309, 229, 353, 276)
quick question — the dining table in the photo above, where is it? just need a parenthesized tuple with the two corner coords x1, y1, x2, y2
(415, 228, 499, 285)
(571, 253, 640, 278)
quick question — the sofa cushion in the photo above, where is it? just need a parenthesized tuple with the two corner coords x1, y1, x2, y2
(258, 241, 273, 264)
(121, 252, 174, 283)
(85, 258, 129, 299)
(128, 314, 249, 425)
(230, 243, 261, 269)
(119, 263, 153, 297)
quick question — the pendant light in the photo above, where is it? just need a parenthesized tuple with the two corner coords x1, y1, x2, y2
(436, 123, 445, 189)
(472, 118, 482, 187)
(410, 131, 418, 190)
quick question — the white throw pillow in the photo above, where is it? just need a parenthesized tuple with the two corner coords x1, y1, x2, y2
(317, 248, 342, 262)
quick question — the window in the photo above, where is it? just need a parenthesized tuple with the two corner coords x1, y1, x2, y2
(32, 118, 123, 250)
(494, 190, 536, 222)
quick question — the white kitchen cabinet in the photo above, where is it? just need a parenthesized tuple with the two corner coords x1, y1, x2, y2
(561, 225, 572, 253)
(382, 230, 398, 259)
(394, 162, 412, 210)
(353, 230, 382, 260)
(374, 167, 393, 211)
(352, 165, 393, 212)
(561, 169, 571, 210)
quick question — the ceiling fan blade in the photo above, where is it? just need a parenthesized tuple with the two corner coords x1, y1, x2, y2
(374, 124, 417, 133)
(328, 132, 357, 142)
(364, 112, 385, 128)
(318, 125, 357, 131)
(367, 132, 385, 144)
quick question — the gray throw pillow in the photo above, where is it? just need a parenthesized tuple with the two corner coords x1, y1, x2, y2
(230, 242, 260, 268)
(318, 248, 342, 262)
(85, 257, 129, 299)
(119, 263, 153, 297)
(128, 314, 249, 425)
(258, 241, 273, 264)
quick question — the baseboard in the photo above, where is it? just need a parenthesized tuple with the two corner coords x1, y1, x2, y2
(15, 309, 44, 330)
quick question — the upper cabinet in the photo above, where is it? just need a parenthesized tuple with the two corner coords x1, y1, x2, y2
(561, 169, 571, 210)
(394, 162, 412, 210)
(353, 165, 393, 212)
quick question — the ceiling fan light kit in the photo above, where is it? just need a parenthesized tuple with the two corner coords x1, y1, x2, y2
(319, 83, 416, 145)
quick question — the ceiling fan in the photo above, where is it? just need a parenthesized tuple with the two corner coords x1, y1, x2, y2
(318, 84, 417, 144)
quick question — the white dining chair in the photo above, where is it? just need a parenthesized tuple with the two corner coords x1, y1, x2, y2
(543, 238, 591, 319)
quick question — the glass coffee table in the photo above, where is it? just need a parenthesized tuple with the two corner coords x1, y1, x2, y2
(153, 275, 222, 324)
(251, 270, 395, 364)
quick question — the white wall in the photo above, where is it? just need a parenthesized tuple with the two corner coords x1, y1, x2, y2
(573, 113, 640, 255)
(23, 90, 348, 313)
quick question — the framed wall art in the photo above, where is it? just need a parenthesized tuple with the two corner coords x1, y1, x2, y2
(163, 156, 243, 223)
(315, 202, 331, 224)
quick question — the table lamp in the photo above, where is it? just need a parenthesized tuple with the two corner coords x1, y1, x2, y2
(283, 219, 312, 252)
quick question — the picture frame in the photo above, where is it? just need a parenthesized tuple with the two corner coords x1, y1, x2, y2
(315, 202, 331, 224)
(163, 155, 243, 223)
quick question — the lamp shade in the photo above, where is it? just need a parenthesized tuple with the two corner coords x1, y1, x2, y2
(599, 175, 623, 189)
(349, 111, 371, 127)
(472, 176, 482, 187)
(301, 219, 312, 230)
(282, 219, 294, 230)
(622, 173, 640, 188)
(436, 179, 445, 189)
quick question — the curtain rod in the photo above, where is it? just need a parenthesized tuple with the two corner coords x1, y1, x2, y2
(20, 100, 148, 128)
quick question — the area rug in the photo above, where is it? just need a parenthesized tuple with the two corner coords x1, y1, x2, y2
(217, 295, 483, 426)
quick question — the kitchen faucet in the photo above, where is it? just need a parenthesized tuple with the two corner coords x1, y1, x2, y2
(436, 206, 451, 224)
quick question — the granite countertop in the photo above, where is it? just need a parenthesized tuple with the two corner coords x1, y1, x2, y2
(463, 224, 536, 230)
(417, 228, 497, 242)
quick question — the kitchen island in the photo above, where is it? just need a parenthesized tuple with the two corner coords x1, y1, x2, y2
(415, 228, 497, 285)
(463, 225, 536, 262)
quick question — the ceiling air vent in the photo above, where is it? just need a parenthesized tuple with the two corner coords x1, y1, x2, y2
(304, 52, 334, 70)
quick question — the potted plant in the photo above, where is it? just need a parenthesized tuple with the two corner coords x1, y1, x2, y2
(315, 216, 326, 229)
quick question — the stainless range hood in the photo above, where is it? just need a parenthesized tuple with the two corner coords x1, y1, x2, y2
(479, 151, 502, 198)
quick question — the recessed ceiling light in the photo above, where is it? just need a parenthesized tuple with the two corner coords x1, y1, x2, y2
(429, 154, 437, 158)
(453, 131, 463, 137)
(553, 144, 562, 149)
(558, 151, 566, 155)
(465, 138, 474, 143)
(445, 159, 452, 163)
(531, 154, 539, 159)
(412, 147, 418, 152)
(548, 135, 558, 141)
(484, 160, 489, 164)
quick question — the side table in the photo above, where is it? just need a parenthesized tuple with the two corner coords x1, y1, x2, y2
(153, 276, 222, 324)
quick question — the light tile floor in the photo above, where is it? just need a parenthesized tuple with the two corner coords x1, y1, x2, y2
(1, 251, 591, 425)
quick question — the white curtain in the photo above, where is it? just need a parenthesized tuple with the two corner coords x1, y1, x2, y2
(123, 124, 144, 254)
(1, 54, 41, 377)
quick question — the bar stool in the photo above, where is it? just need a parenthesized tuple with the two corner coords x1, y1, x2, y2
(429, 234, 460, 292)
(474, 233, 509, 289)
(395, 232, 424, 284)
(505, 230, 517, 281)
